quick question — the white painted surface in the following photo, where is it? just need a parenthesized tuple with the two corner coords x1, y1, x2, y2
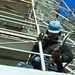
(0, 65, 71, 75)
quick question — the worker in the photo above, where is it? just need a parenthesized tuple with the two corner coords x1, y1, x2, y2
(30, 20, 74, 72)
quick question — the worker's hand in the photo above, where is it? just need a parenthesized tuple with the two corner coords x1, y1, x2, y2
(38, 32, 44, 41)
(51, 50, 61, 60)
(49, 56, 55, 61)
(50, 55, 62, 61)
(59, 55, 62, 60)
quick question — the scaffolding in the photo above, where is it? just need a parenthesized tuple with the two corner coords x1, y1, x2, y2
(0, 0, 75, 74)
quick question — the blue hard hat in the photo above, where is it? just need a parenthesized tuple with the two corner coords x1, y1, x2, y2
(47, 20, 61, 33)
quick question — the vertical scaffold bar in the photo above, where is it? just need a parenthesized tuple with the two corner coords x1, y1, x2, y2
(31, 0, 45, 71)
